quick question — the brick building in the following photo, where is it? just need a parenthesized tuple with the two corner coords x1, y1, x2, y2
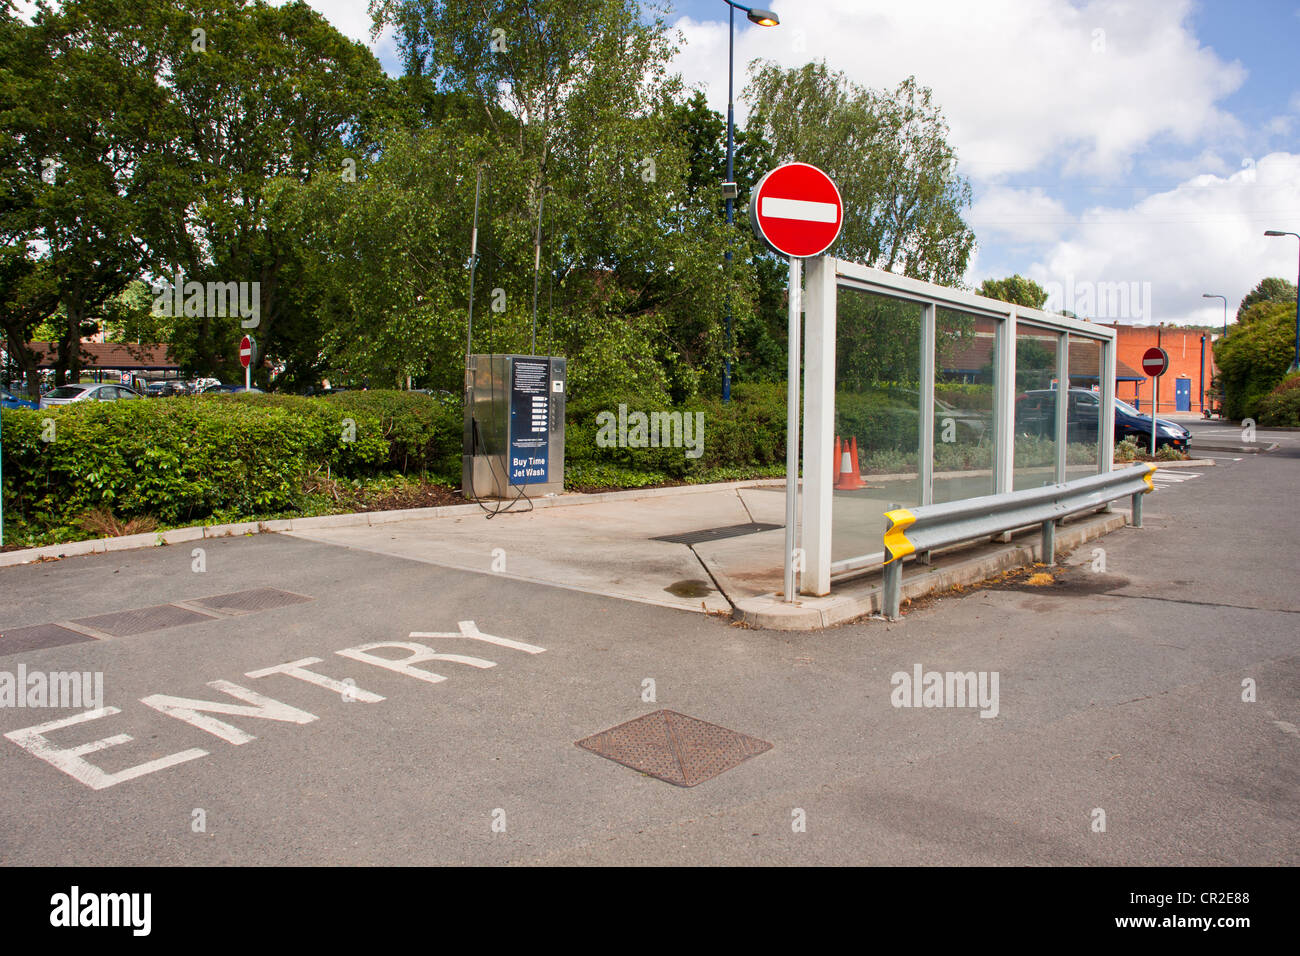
(1097, 324, 1218, 415)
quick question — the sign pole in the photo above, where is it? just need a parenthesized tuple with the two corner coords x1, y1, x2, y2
(1150, 376, 1157, 455)
(245, 359, 251, 392)
(784, 255, 802, 603)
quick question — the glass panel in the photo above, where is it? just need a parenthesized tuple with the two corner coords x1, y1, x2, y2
(1013, 326, 1059, 491)
(1066, 334, 1104, 479)
(831, 285, 923, 564)
(933, 309, 998, 504)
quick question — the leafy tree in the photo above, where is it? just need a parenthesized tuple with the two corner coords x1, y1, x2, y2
(1214, 299, 1296, 418)
(744, 61, 975, 285)
(1237, 276, 1296, 323)
(978, 275, 1048, 310)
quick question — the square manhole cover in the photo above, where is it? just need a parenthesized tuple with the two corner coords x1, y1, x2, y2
(576, 709, 772, 787)
(192, 588, 313, 613)
(71, 604, 214, 637)
(653, 523, 781, 547)
(0, 623, 97, 655)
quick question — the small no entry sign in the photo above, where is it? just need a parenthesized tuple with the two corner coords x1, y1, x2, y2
(239, 335, 253, 369)
(1141, 346, 1168, 377)
(749, 162, 843, 258)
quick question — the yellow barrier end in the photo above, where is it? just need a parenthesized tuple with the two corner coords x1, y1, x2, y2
(883, 508, 917, 564)
(1143, 463, 1157, 492)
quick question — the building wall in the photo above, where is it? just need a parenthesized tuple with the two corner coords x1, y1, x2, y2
(1099, 324, 1218, 414)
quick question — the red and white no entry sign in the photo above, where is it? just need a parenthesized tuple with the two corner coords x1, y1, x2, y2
(749, 162, 843, 258)
(239, 335, 253, 369)
(1141, 346, 1168, 377)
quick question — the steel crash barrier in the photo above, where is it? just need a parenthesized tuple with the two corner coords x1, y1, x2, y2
(878, 462, 1158, 619)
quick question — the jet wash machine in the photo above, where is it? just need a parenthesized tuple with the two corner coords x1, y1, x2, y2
(463, 354, 566, 500)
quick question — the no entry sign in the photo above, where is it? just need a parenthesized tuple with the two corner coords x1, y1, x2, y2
(1141, 346, 1169, 377)
(749, 162, 843, 258)
(239, 335, 253, 369)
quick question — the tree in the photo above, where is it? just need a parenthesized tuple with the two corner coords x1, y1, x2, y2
(1237, 277, 1296, 323)
(978, 275, 1048, 310)
(744, 61, 975, 285)
(1214, 300, 1296, 419)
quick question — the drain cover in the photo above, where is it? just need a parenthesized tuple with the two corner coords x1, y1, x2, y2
(653, 523, 781, 546)
(0, 623, 96, 655)
(193, 588, 312, 613)
(70, 604, 214, 637)
(576, 709, 772, 787)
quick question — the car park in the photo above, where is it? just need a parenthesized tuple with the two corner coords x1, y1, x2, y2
(37, 383, 142, 408)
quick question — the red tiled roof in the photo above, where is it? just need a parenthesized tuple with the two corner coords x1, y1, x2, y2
(25, 342, 179, 370)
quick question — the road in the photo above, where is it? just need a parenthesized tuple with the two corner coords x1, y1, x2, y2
(0, 428, 1295, 865)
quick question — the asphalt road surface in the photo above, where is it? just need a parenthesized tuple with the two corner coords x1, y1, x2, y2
(0, 433, 1295, 865)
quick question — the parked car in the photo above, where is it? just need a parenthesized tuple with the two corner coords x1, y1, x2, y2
(144, 381, 168, 397)
(1016, 388, 1190, 451)
(202, 383, 263, 394)
(38, 383, 142, 408)
(1, 388, 39, 410)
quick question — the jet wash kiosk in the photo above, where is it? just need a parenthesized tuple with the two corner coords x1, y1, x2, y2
(463, 354, 566, 500)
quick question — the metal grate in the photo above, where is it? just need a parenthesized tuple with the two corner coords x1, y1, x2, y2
(70, 604, 214, 637)
(652, 523, 781, 547)
(0, 623, 97, 655)
(576, 709, 772, 787)
(192, 588, 313, 613)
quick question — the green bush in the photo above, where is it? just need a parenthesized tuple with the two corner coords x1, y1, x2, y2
(1256, 372, 1300, 427)
(1, 390, 462, 542)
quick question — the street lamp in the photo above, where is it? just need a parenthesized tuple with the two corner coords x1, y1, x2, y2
(721, 2, 780, 402)
(1202, 293, 1227, 338)
(1264, 230, 1300, 373)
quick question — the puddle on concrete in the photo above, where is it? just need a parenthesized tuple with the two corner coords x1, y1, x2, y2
(665, 579, 715, 598)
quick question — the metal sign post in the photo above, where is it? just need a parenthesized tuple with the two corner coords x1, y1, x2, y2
(1141, 346, 1168, 454)
(750, 162, 843, 603)
(784, 256, 802, 603)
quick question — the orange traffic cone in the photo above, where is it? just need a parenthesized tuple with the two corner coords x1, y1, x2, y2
(834, 436, 865, 490)
(833, 435, 842, 477)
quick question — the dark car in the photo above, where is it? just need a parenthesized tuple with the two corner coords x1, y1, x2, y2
(1016, 388, 1190, 451)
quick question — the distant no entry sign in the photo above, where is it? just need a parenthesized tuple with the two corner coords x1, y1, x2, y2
(239, 335, 253, 369)
(1141, 346, 1168, 377)
(749, 162, 843, 258)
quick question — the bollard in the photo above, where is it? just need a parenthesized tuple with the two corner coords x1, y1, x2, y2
(1131, 490, 1143, 528)
(882, 559, 902, 620)
(1041, 519, 1056, 564)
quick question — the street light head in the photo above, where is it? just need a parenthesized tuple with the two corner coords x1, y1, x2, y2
(1265, 230, 1286, 236)
(747, 8, 779, 26)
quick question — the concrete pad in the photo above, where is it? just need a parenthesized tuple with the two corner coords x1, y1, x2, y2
(711, 510, 1128, 630)
(287, 488, 763, 614)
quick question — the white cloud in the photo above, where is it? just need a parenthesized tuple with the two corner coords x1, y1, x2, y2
(969, 187, 1072, 244)
(1026, 152, 1300, 324)
(669, 0, 1246, 181)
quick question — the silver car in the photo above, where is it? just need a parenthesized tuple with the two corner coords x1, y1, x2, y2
(38, 383, 142, 408)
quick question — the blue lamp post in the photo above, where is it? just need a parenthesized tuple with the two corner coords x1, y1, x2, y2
(721, 2, 780, 402)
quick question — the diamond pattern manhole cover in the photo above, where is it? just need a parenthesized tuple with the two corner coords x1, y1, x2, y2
(71, 604, 214, 637)
(576, 709, 772, 787)
(0, 623, 97, 655)
(192, 587, 312, 613)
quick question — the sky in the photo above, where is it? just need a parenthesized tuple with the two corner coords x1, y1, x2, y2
(20, 0, 1300, 326)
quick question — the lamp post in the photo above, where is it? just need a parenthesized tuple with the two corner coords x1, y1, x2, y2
(1264, 231, 1300, 373)
(1202, 292, 1227, 338)
(721, 2, 779, 402)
